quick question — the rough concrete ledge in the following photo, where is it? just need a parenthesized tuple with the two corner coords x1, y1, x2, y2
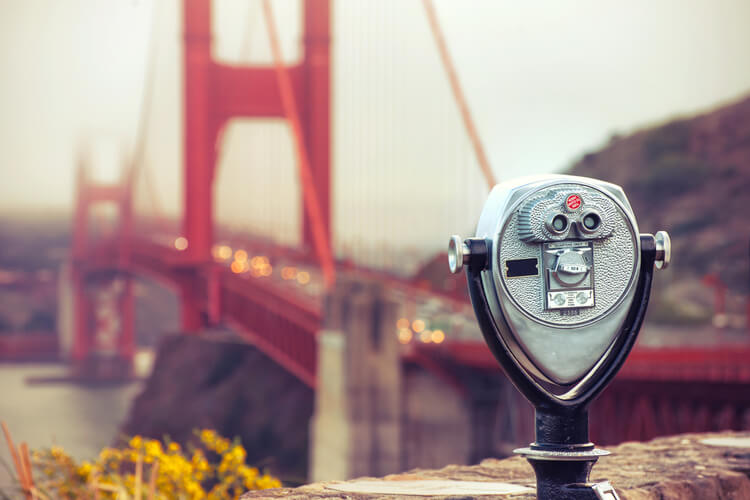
(241, 432, 750, 499)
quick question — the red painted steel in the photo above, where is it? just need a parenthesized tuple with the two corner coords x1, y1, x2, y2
(590, 378, 750, 444)
(76, 195, 750, 440)
(0, 334, 59, 361)
(81, 237, 321, 386)
(182, 0, 217, 331)
(422, 0, 496, 189)
(261, 0, 335, 288)
(300, 0, 333, 266)
(702, 273, 728, 317)
(70, 164, 135, 373)
(180, 0, 334, 331)
(71, 165, 89, 363)
(417, 341, 750, 382)
(412, 341, 750, 444)
(596, 348, 750, 443)
(182, 0, 213, 265)
(65, 2, 750, 445)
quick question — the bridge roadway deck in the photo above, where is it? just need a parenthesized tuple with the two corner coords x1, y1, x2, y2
(81, 234, 750, 388)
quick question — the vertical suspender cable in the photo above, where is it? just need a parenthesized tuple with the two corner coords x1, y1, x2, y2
(129, 0, 171, 236)
(132, 1, 158, 173)
(368, 3, 376, 269)
(239, 1, 258, 62)
(261, 0, 336, 287)
(352, 3, 363, 267)
(422, 0, 497, 190)
(238, 3, 257, 242)
(385, 1, 394, 271)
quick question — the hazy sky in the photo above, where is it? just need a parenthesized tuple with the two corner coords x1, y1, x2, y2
(2, 0, 750, 263)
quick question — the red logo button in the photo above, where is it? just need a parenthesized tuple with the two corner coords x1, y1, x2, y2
(566, 194, 582, 210)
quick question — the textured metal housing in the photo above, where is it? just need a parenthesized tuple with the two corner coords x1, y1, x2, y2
(474, 175, 641, 385)
(499, 183, 636, 326)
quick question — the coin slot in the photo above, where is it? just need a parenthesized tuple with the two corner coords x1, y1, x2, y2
(505, 258, 539, 278)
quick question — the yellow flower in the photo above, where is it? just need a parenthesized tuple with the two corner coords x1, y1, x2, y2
(239, 465, 259, 487)
(214, 437, 230, 454)
(129, 435, 143, 449)
(145, 439, 163, 458)
(76, 460, 93, 479)
(99, 446, 122, 464)
(231, 445, 246, 461)
(256, 474, 281, 489)
(200, 429, 217, 446)
(30, 429, 280, 498)
(125, 449, 139, 463)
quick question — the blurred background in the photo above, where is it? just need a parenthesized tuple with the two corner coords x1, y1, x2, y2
(1, 0, 750, 489)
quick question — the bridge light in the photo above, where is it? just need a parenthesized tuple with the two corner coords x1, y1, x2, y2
(218, 245, 232, 260)
(230, 261, 244, 274)
(297, 271, 310, 284)
(251, 256, 269, 269)
(174, 237, 188, 251)
(419, 330, 432, 343)
(261, 265, 273, 277)
(412, 319, 425, 333)
(396, 317, 410, 330)
(281, 266, 298, 280)
(234, 249, 248, 263)
(431, 329, 445, 344)
(397, 328, 412, 344)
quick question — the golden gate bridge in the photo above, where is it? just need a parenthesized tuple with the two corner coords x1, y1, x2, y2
(61, 0, 750, 454)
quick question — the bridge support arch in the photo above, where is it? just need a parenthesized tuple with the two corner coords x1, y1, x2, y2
(68, 164, 135, 379)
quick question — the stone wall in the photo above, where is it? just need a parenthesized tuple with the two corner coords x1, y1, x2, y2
(246, 431, 750, 499)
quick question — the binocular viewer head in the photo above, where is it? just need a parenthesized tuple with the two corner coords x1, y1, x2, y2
(450, 174, 670, 403)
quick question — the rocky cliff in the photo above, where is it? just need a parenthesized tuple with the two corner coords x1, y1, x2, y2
(122, 334, 313, 483)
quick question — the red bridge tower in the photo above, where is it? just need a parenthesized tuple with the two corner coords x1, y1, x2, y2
(181, 0, 333, 331)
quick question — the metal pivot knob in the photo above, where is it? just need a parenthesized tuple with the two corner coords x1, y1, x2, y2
(449, 236, 490, 274)
(448, 235, 470, 274)
(654, 230, 671, 270)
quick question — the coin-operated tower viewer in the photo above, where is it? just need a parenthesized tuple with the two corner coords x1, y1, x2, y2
(449, 175, 670, 500)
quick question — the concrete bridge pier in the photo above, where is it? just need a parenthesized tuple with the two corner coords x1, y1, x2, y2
(309, 277, 530, 481)
(57, 259, 135, 381)
(310, 278, 402, 481)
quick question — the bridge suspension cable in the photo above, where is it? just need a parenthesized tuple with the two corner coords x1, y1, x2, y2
(422, 0, 497, 189)
(132, 0, 158, 171)
(261, 0, 336, 288)
(129, 0, 171, 236)
(238, 1, 260, 62)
